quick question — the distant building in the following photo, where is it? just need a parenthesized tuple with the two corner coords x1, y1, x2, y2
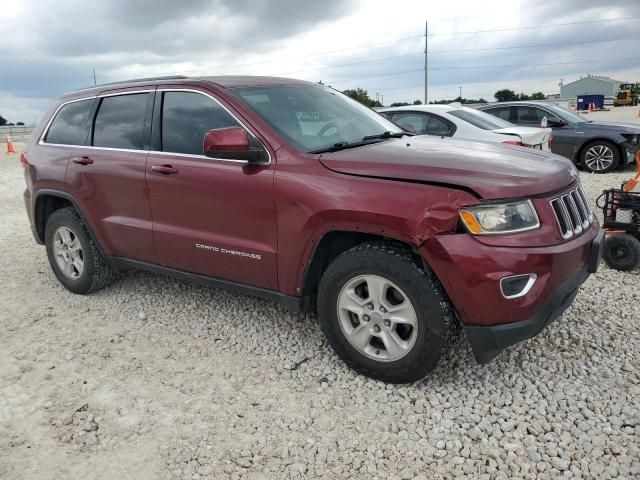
(560, 75, 627, 100)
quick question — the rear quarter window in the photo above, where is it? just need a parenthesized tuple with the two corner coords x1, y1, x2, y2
(44, 99, 94, 145)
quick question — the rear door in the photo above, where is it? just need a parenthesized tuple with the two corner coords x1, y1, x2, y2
(145, 88, 278, 289)
(65, 89, 157, 263)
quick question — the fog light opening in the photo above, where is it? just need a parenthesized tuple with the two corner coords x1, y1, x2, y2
(500, 274, 537, 299)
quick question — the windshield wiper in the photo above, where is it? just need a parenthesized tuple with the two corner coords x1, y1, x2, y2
(309, 131, 413, 154)
(362, 131, 414, 141)
(309, 141, 370, 154)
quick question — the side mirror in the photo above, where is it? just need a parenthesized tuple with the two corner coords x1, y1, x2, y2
(546, 117, 566, 127)
(203, 127, 268, 164)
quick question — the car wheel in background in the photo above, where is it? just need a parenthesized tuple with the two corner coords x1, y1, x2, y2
(603, 234, 640, 272)
(45, 207, 114, 294)
(580, 140, 620, 173)
(317, 242, 455, 383)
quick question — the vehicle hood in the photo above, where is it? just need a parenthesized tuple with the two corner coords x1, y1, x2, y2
(580, 121, 640, 134)
(319, 136, 576, 199)
(492, 126, 551, 146)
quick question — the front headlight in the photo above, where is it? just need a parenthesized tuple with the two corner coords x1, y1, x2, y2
(459, 200, 540, 235)
(622, 133, 639, 146)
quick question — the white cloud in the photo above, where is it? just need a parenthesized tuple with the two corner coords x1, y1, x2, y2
(1, 0, 639, 121)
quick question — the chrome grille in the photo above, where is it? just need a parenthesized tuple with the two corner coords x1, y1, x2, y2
(550, 186, 594, 239)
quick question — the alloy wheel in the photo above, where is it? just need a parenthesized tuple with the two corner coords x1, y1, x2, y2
(584, 144, 614, 172)
(336, 274, 418, 362)
(52, 226, 84, 279)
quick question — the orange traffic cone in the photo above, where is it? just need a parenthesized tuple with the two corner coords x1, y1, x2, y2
(6, 136, 16, 154)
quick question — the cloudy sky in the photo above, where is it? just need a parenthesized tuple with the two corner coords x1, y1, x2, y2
(1, 0, 639, 123)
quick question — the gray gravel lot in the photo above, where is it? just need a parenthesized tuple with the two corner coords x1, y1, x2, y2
(0, 141, 638, 480)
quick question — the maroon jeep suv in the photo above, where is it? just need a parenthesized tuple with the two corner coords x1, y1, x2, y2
(23, 76, 603, 383)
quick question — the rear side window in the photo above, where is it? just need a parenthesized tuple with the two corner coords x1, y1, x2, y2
(93, 93, 149, 150)
(487, 107, 512, 121)
(161, 91, 240, 155)
(515, 107, 546, 125)
(426, 115, 453, 136)
(45, 99, 93, 145)
(390, 113, 428, 134)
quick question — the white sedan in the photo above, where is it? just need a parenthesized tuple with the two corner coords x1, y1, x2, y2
(379, 104, 552, 151)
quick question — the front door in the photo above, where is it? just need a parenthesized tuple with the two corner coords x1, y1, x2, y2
(146, 89, 278, 289)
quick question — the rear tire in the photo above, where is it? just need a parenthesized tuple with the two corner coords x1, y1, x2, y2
(317, 242, 455, 383)
(45, 207, 114, 294)
(580, 140, 620, 173)
(603, 234, 640, 272)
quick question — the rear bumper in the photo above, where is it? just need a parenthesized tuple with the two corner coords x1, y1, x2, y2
(421, 226, 603, 363)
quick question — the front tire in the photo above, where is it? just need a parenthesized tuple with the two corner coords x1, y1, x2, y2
(45, 207, 114, 294)
(317, 242, 455, 383)
(603, 234, 640, 272)
(580, 140, 620, 173)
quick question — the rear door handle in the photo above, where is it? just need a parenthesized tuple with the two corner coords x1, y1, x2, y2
(71, 156, 93, 165)
(151, 165, 178, 175)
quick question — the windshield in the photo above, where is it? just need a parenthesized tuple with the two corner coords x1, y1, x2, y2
(545, 104, 586, 124)
(231, 84, 403, 153)
(448, 108, 513, 130)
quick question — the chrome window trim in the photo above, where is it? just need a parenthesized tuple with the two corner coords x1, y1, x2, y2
(38, 96, 97, 146)
(38, 88, 271, 166)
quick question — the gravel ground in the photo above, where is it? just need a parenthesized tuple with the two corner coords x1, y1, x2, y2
(0, 141, 638, 480)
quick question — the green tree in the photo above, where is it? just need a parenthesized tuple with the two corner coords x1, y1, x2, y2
(530, 92, 545, 100)
(17, 122, 25, 125)
(342, 88, 380, 108)
(494, 89, 518, 102)
(412, 100, 422, 105)
(518, 93, 530, 101)
(0, 114, 7, 126)
(390, 102, 410, 107)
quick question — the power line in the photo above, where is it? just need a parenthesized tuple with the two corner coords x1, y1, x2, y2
(426, 16, 640, 36)
(95, 17, 639, 82)
(429, 36, 640, 54)
(98, 33, 425, 80)
(327, 57, 637, 84)
(244, 36, 640, 78)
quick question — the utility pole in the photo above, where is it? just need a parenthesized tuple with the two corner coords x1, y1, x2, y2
(459, 86, 462, 100)
(424, 21, 428, 104)
(92, 68, 97, 86)
(380, 93, 384, 106)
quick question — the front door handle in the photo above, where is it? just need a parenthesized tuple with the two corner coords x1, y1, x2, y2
(151, 165, 178, 175)
(71, 156, 93, 165)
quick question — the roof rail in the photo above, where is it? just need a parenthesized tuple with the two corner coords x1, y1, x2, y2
(95, 75, 189, 88)
(69, 75, 190, 94)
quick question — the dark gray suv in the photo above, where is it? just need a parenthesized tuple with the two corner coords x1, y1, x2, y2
(478, 101, 640, 173)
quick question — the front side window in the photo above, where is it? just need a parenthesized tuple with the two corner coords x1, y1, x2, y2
(232, 85, 402, 153)
(392, 113, 428, 134)
(93, 93, 149, 149)
(45, 99, 93, 145)
(161, 92, 240, 155)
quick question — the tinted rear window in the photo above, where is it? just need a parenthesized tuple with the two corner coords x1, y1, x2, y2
(448, 108, 512, 130)
(93, 93, 148, 149)
(45, 99, 93, 145)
